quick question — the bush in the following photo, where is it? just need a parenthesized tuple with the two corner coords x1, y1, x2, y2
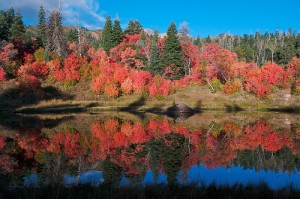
(223, 79, 242, 95)
(209, 77, 222, 93)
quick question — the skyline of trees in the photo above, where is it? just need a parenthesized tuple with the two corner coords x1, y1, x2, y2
(1, 7, 300, 100)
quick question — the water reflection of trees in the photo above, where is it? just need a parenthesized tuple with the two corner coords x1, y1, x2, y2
(0, 114, 300, 186)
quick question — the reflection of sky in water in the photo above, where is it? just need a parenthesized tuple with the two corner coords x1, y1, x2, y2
(24, 164, 300, 190)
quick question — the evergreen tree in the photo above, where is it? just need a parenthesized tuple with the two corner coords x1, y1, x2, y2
(101, 16, 113, 54)
(193, 36, 202, 48)
(205, 35, 212, 43)
(149, 29, 161, 75)
(9, 10, 25, 41)
(124, 20, 142, 35)
(102, 158, 122, 185)
(0, 11, 9, 41)
(136, 30, 148, 66)
(6, 8, 15, 27)
(66, 29, 78, 42)
(37, 5, 46, 48)
(47, 11, 67, 58)
(161, 23, 184, 79)
(0, 8, 15, 41)
(112, 19, 123, 47)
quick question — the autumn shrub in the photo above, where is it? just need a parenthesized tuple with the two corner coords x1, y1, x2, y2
(0, 43, 18, 76)
(147, 76, 172, 97)
(129, 70, 152, 94)
(104, 83, 119, 98)
(261, 62, 286, 87)
(113, 65, 128, 83)
(17, 74, 41, 90)
(287, 57, 300, 94)
(91, 74, 109, 94)
(223, 79, 242, 95)
(244, 69, 271, 98)
(63, 54, 82, 83)
(121, 78, 133, 95)
(209, 77, 222, 93)
(34, 48, 45, 62)
(173, 76, 190, 90)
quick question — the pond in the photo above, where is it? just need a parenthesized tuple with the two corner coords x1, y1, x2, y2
(0, 111, 300, 190)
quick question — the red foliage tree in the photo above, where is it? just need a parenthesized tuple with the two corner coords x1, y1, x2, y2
(261, 62, 286, 86)
(104, 83, 119, 98)
(0, 43, 17, 64)
(63, 54, 83, 82)
(244, 69, 271, 97)
(121, 78, 133, 95)
(181, 40, 200, 69)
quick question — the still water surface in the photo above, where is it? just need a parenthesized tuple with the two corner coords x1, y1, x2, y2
(0, 112, 300, 189)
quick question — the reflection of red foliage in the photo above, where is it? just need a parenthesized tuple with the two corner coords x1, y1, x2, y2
(50, 132, 81, 159)
(0, 137, 6, 150)
(262, 132, 283, 152)
(17, 130, 49, 159)
(0, 68, 7, 81)
(104, 118, 119, 133)
(0, 154, 17, 173)
(121, 121, 133, 137)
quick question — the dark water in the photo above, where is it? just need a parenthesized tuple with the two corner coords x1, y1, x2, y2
(0, 112, 300, 190)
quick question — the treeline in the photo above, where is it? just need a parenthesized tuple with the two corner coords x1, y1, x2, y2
(194, 29, 300, 66)
(1, 6, 300, 100)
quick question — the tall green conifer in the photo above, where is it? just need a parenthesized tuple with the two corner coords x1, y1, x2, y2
(161, 23, 183, 79)
(101, 16, 113, 54)
(112, 19, 123, 47)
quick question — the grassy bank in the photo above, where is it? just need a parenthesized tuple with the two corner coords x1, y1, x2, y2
(1, 80, 300, 114)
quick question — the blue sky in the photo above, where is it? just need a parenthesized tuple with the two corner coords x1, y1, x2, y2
(1, 0, 300, 37)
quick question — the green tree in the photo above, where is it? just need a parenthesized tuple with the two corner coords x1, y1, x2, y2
(9, 10, 25, 41)
(37, 5, 46, 48)
(112, 19, 123, 47)
(149, 29, 161, 75)
(161, 23, 184, 79)
(102, 158, 122, 185)
(135, 30, 148, 67)
(0, 11, 9, 41)
(124, 20, 142, 35)
(193, 36, 202, 48)
(205, 35, 212, 43)
(101, 16, 113, 54)
(66, 29, 78, 42)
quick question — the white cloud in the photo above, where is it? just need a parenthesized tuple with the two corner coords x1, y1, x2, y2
(0, 0, 106, 29)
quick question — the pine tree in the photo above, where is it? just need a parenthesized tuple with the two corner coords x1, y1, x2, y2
(101, 16, 113, 54)
(0, 8, 16, 41)
(37, 5, 46, 48)
(6, 8, 15, 27)
(47, 11, 67, 58)
(9, 10, 25, 41)
(193, 36, 202, 48)
(112, 19, 123, 47)
(205, 35, 211, 43)
(136, 30, 148, 67)
(161, 23, 184, 79)
(0, 11, 9, 41)
(149, 29, 161, 75)
(124, 20, 142, 35)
